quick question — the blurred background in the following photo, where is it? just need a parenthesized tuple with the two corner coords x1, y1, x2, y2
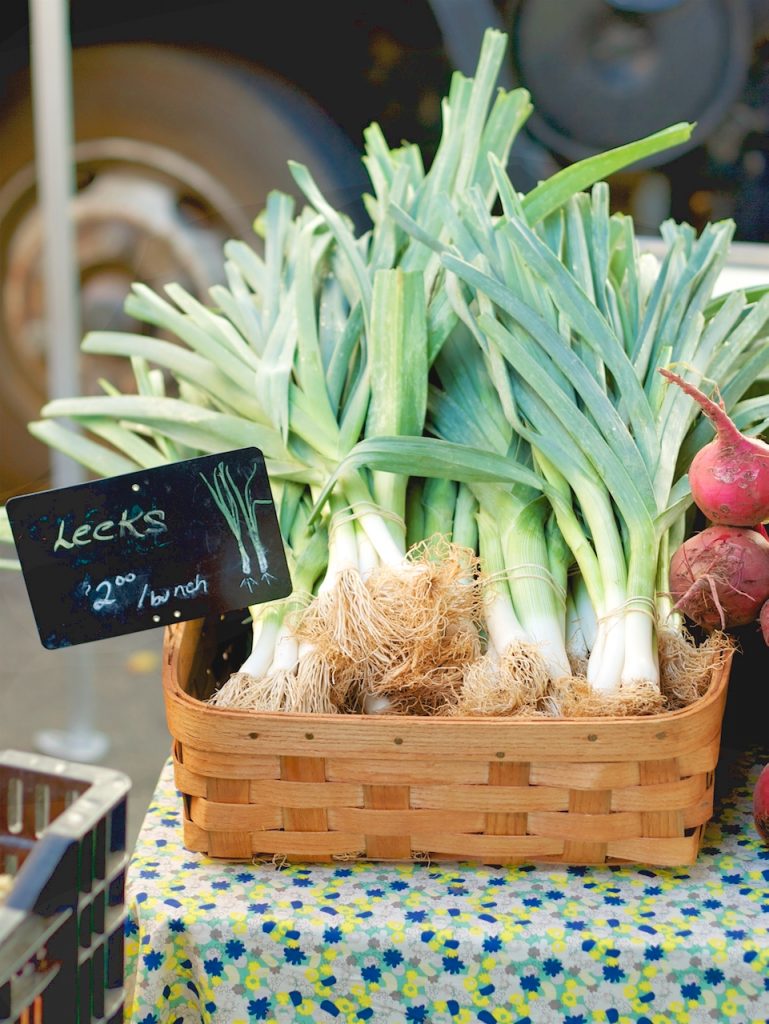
(2, 0, 769, 845)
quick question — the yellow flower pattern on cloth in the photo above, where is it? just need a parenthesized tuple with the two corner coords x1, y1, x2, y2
(124, 751, 769, 1023)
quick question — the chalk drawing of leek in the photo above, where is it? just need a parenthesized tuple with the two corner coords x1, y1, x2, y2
(199, 462, 274, 590)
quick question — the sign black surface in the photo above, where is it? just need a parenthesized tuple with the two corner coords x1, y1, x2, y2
(7, 448, 291, 649)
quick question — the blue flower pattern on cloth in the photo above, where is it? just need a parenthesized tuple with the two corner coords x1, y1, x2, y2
(124, 751, 769, 1023)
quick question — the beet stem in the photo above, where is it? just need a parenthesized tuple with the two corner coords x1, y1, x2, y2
(659, 367, 744, 446)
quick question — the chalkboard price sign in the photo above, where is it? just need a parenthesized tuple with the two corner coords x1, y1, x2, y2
(7, 448, 292, 649)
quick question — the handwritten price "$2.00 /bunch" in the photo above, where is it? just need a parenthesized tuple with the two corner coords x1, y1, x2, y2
(82, 571, 208, 614)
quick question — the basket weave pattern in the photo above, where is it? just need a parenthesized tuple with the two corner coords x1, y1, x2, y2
(163, 619, 732, 867)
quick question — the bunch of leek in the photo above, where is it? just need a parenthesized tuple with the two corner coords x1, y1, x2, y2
(4, 27, 769, 716)
(18, 30, 543, 713)
(343, 165, 769, 701)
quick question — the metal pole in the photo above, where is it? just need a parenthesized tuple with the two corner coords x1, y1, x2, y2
(28, 0, 108, 762)
(29, 0, 83, 489)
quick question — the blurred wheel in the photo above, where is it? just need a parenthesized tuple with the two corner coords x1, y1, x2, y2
(0, 42, 366, 494)
(507, 0, 752, 161)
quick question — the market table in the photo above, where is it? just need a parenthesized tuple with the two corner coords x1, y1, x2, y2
(124, 749, 769, 1024)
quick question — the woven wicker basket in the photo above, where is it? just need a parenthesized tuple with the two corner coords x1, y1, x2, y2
(163, 614, 733, 867)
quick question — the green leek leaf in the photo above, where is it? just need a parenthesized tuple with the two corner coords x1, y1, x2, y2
(522, 122, 693, 226)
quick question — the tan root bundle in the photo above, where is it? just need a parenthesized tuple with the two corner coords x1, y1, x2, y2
(449, 644, 552, 717)
(294, 539, 484, 715)
(210, 662, 337, 714)
(657, 626, 734, 710)
(540, 626, 733, 719)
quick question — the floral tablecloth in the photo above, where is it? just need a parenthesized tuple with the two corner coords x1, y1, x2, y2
(124, 749, 769, 1024)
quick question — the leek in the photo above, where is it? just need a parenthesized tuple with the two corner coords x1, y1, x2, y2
(390, 165, 769, 692)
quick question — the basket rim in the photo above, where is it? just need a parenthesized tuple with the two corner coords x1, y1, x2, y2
(162, 619, 733, 728)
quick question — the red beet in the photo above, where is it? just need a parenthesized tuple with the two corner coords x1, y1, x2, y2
(670, 525, 769, 630)
(761, 599, 769, 645)
(754, 763, 769, 843)
(660, 368, 769, 526)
